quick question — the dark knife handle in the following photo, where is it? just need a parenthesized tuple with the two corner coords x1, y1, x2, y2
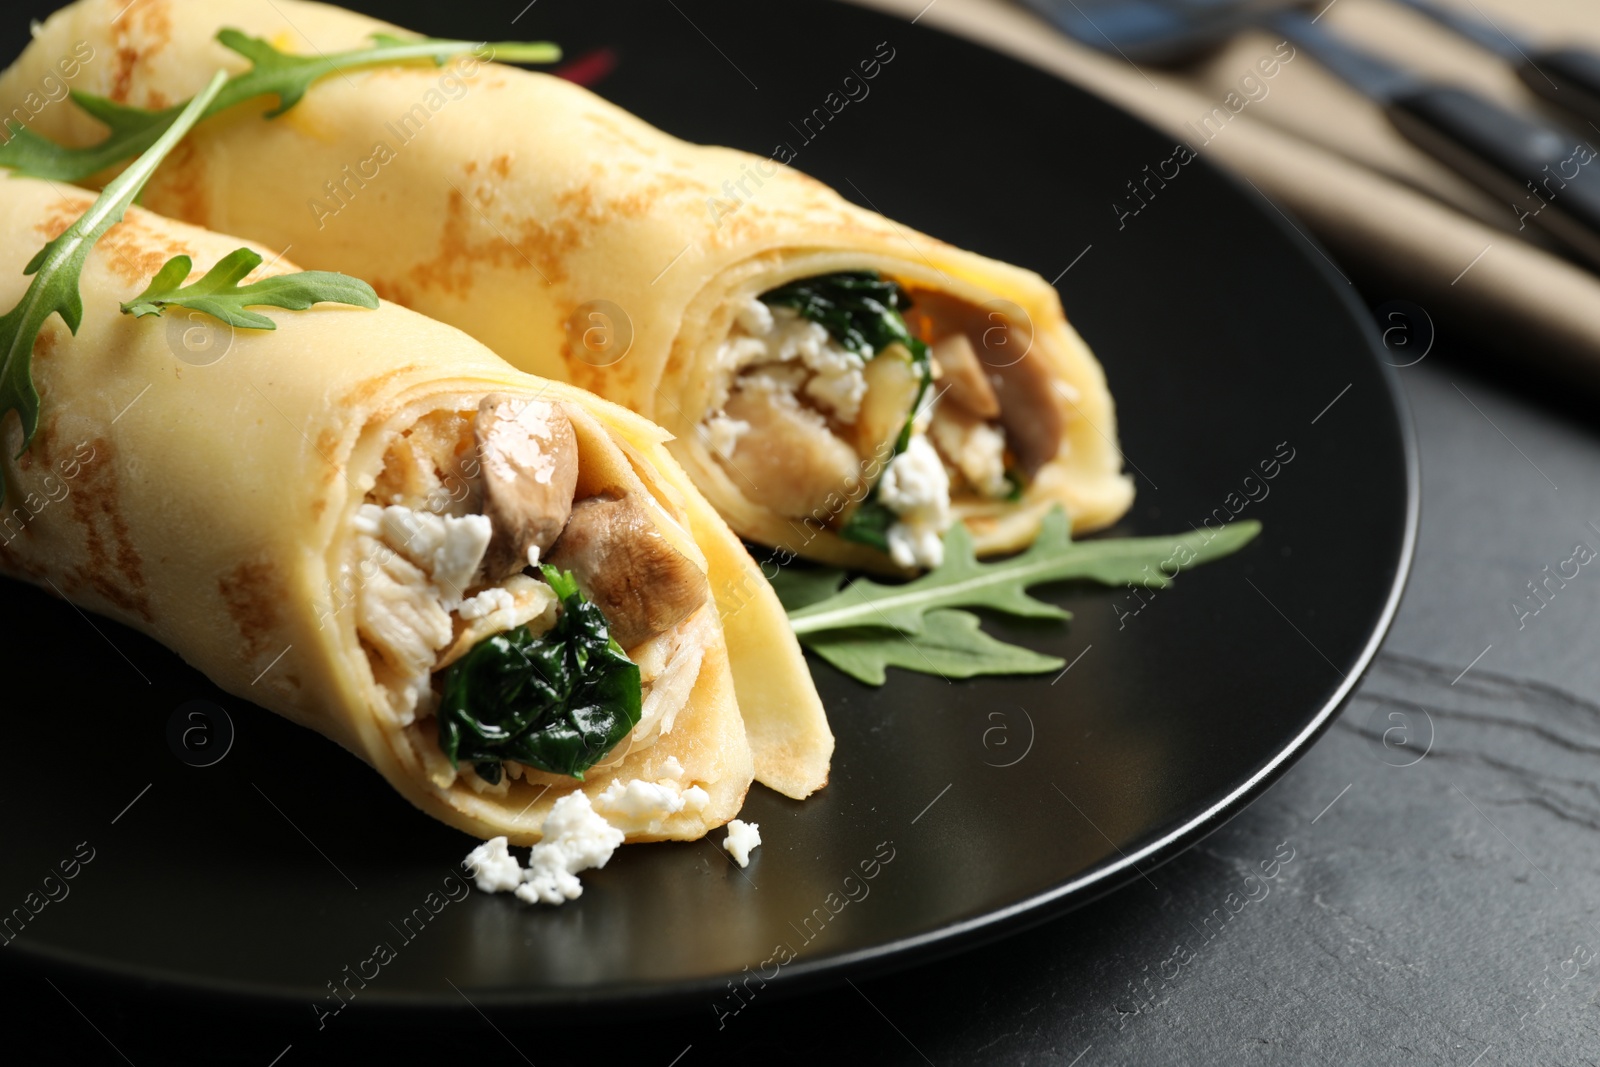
(1385, 85, 1600, 270)
(1520, 48, 1600, 128)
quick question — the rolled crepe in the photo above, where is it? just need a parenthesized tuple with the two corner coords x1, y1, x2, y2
(0, 175, 829, 843)
(2, 0, 1137, 574)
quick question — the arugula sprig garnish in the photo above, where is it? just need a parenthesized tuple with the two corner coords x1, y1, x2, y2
(798, 608, 1065, 686)
(0, 70, 228, 506)
(0, 30, 561, 183)
(773, 509, 1262, 685)
(122, 247, 377, 329)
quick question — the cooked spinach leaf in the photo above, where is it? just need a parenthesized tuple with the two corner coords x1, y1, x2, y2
(761, 270, 926, 365)
(838, 492, 897, 553)
(437, 565, 641, 780)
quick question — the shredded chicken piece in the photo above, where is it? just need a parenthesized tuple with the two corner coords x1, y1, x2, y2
(630, 607, 715, 745)
(355, 533, 454, 725)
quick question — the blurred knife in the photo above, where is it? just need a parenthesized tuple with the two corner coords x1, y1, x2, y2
(1391, 0, 1600, 128)
(1014, 0, 1282, 64)
(1267, 8, 1600, 270)
(1017, 0, 1600, 271)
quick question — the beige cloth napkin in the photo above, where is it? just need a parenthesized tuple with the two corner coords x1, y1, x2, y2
(851, 0, 1600, 385)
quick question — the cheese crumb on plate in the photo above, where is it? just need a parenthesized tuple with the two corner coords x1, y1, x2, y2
(723, 819, 761, 868)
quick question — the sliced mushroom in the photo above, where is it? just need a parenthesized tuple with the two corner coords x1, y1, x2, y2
(544, 491, 710, 649)
(979, 327, 1064, 478)
(474, 394, 580, 579)
(930, 333, 1000, 419)
(721, 386, 862, 520)
(906, 290, 1065, 478)
(852, 348, 923, 464)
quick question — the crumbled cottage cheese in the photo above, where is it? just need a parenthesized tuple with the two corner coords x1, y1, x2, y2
(735, 294, 775, 336)
(464, 836, 524, 893)
(594, 777, 711, 835)
(463, 792, 628, 906)
(705, 293, 1024, 568)
(457, 586, 514, 621)
(878, 435, 953, 569)
(723, 820, 761, 868)
(712, 299, 870, 423)
(463, 782, 727, 903)
(517, 792, 627, 905)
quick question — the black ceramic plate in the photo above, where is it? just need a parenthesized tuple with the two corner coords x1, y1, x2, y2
(0, 0, 1414, 1010)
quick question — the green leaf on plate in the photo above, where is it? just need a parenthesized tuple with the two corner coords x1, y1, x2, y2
(789, 508, 1262, 638)
(766, 564, 847, 613)
(804, 608, 1064, 686)
(781, 506, 1262, 685)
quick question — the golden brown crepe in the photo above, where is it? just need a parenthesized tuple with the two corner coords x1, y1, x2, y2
(0, 0, 1136, 574)
(0, 175, 829, 843)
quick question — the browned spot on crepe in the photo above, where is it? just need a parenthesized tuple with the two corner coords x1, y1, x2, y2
(408, 186, 573, 293)
(109, 46, 140, 104)
(336, 365, 424, 411)
(96, 213, 208, 286)
(66, 437, 153, 623)
(37, 200, 211, 287)
(219, 558, 282, 664)
(152, 139, 210, 229)
(37, 194, 95, 242)
(107, 0, 174, 106)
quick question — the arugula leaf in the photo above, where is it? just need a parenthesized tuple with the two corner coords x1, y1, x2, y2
(437, 565, 642, 781)
(0, 31, 561, 183)
(0, 93, 172, 182)
(766, 563, 847, 612)
(121, 247, 378, 329)
(0, 70, 229, 505)
(790, 509, 1262, 638)
(804, 608, 1064, 686)
(782, 509, 1260, 685)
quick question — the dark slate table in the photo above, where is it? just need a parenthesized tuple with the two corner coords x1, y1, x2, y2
(6, 305, 1594, 1066)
